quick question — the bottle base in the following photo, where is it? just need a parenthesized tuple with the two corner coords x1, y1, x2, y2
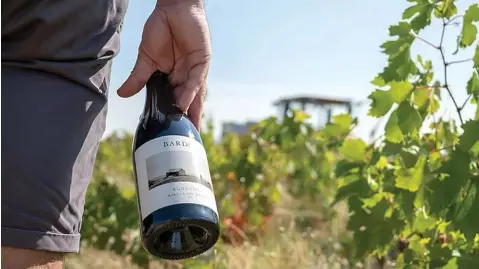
(144, 218, 220, 260)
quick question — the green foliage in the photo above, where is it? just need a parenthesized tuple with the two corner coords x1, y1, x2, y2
(80, 0, 479, 268)
(333, 0, 479, 267)
(460, 4, 479, 48)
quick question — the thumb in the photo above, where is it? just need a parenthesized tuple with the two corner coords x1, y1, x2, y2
(117, 53, 155, 98)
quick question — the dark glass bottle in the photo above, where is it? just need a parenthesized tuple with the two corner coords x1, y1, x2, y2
(132, 71, 220, 260)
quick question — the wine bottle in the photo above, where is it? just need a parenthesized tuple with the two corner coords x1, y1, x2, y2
(132, 71, 220, 260)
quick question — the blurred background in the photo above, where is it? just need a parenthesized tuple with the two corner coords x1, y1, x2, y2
(66, 0, 478, 268)
(104, 0, 475, 142)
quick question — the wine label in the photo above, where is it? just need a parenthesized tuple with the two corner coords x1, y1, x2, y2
(134, 135, 218, 219)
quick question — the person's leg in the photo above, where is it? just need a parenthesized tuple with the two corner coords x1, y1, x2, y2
(1, 66, 107, 269)
(1, 0, 127, 266)
(1, 248, 64, 269)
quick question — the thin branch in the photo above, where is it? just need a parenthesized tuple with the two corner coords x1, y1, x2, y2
(413, 33, 439, 49)
(447, 58, 472, 65)
(439, 19, 446, 46)
(438, 18, 464, 124)
(415, 84, 446, 90)
(435, 13, 474, 221)
(445, 15, 463, 25)
(460, 95, 472, 111)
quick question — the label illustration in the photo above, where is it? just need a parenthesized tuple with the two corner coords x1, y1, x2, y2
(134, 135, 218, 219)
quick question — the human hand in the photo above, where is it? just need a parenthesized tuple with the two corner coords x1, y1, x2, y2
(117, 0, 211, 130)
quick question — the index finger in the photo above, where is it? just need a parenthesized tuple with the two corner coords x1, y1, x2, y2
(186, 85, 206, 131)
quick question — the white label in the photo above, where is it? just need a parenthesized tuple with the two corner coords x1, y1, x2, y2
(134, 135, 218, 219)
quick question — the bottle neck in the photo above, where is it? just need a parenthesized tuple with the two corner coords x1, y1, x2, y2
(142, 72, 183, 121)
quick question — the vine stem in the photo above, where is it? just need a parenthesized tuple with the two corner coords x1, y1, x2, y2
(460, 95, 472, 110)
(412, 33, 439, 49)
(447, 58, 472, 65)
(434, 7, 475, 226)
(439, 18, 464, 125)
(415, 8, 474, 222)
(445, 15, 463, 25)
(413, 19, 465, 124)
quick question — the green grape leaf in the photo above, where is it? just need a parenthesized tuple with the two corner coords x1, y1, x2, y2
(473, 45, 479, 71)
(427, 149, 471, 214)
(472, 141, 479, 157)
(417, 54, 434, 72)
(375, 155, 389, 170)
(402, 1, 423, 19)
(465, 3, 479, 22)
(453, 181, 477, 221)
(367, 89, 394, 117)
(442, 257, 458, 269)
(428, 93, 441, 114)
(402, 0, 434, 31)
(293, 110, 310, 123)
(461, 23, 478, 48)
(400, 147, 419, 169)
(385, 109, 404, 143)
(458, 120, 479, 152)
(474, 97, 479, 120)
(339, 138, 367, 162)
(362, 192, 390, 208)
(434, 0, 457, 19)
(396, 101, 423, 134)
(379, 22, 417, 83)
(389, 21, 412, 36)
(395, 155, 427, 192)
(382, 141, 403, 156)
(412, 211, 438, 233)
(335, 160, 362, 177)
(454, 181, 479, 241)
(466, 71, 479, 96)
(332, 113, 353, 133)
(397, 189, 417, 223)
(332, 175, 371, 206)
(428, 244, 455, 269)
(371, 76, 387, 87)
(460, 4, 479, 48)
(436, 120, 458, 147)
(457, 254, 479, 269)
(389, 81, 414, 103)
(406, 237, 429, 261)
(347, 197, 406, 258)
(413, 88, 429, 108)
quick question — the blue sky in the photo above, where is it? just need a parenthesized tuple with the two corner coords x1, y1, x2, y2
(105, 0, 477, 141)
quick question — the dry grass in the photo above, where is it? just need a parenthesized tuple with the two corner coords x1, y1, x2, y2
(65, 202, 363, 269)
(65, 248, 141, 269)
(66, 232, 350, 269)
(66, 185, 388, 269)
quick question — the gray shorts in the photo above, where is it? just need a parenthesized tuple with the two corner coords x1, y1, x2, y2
(2, 0, 127, 253)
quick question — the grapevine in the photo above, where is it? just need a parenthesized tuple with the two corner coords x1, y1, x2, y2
(335, 0, 479, 267)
